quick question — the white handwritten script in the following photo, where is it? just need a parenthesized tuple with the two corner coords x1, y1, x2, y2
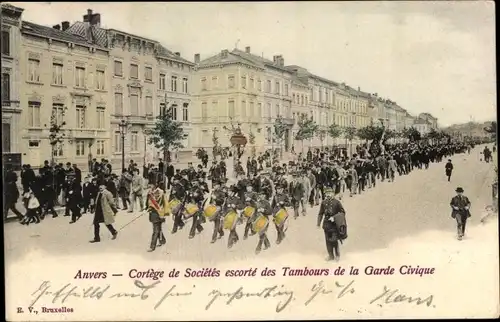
(26, 279, 435, 313)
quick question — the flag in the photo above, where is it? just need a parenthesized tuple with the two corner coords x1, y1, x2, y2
(147, 190, 169, 217)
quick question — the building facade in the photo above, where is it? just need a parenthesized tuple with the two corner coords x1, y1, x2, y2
(1, 4, 24, 156)
(414, 118, 431, 135)
(66, 9, 194, 169)
(192, 47, 293, 155)
(404, 111, 415, 129)
(418, 112, 438, 129)
(19, 18, 111, 169)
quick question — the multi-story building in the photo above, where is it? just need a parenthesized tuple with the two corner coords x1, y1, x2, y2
(385, 101, 397, 131)
(404, 111, 415, 129)
(66, 9, 194, 168)
(289, 69, 311, 148)
(302, 71, 336, 149)
(418, 112, 438, 129)
(19, 17, 111, 169)
(414, 118, 431, 135)
(1, 3, 24, 157)
(394, 104, 407, 132)
(192, 47, 293, 154)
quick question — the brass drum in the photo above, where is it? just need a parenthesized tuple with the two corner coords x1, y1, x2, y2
(273, 208, 289, 228)
(183, 203, 199, 219)
(252, 215, 269, 235)
(223, 210, 238, 230)
(166, 199, 181, 215)
(243, 206, 256, 219)
(203, 204, 220, 221)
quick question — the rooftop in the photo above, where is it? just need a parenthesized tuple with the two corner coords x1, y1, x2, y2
(21, 21, 103, 49)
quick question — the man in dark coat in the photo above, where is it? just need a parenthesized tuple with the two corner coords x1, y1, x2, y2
(317, 187, 346, 261)
(170, 178, 186, 234)
(289, 173, 305, 219)
(166, 163, 175, 190)
(445, 159, 454, 182)
(90, 184, 118, 243)
(67, 176, 83, 224)
(3, 168, 23, 220)
(450, 187, 471, 240)
(72, 164, 82, 184)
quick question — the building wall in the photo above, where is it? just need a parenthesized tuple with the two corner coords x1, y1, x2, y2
(1, 5, 23, 155)
(192, 59, 294, 156)
(415, 123, 430, 135)
(19, 33, 110, 169)
(107, 30, 194, 169)
(290, 81, 311, 150)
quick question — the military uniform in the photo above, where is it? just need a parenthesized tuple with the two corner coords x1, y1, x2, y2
(225, 195, 241, 248)
(243, 190, 259, 239)
(317, 191, 346, 261)
(147, 188, 167, 252)
(255, 197, 273, 254)
(209, 187, 226, 243)
(187, 186, 205, 239)
(170, 181, 186, 234)
(273, 191, 290, 244)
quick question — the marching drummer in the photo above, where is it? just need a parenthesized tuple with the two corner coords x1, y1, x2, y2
(243, 184, 259, 240)
(170, 178, 186, 234)
(187, 183, 205, 239)
(273, 186, 290, 244)
(255, 192, 273, 254)
(209, 181, 226, 243)
(225, 194, 241, 248)
(146, 183, 167, 252)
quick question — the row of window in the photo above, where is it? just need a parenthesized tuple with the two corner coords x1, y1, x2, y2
(200, 75, 290, 95)
(27, 102, 106, 129)
(292, 93, 309, 106)
(200, 100, 290, 120)
(114, 61, 188, 93)
(25, 58, 106, 90)
(113, 93, 189, 121)
(51, 140, 106, 157)
(113, 131, 140, 153)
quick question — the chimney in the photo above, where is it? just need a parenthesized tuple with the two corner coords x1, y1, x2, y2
(279, 56, 284, 67)
(358, 86, 360, 91)
(90, 13, 101, 27)
(273, 55, 278, 63)
(83, 9, 93, 23)
(52, 24, 61, 30)
(61, 21, 70, 31)
(174, 52, 180, 57)
(221, 49, 229, 58)
(194, 53, 200, 63)
(245, 46, 250, 53)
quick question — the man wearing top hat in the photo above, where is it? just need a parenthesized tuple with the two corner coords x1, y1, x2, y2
(450, 187, 471, 240)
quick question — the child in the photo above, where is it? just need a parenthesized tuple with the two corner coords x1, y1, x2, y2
(22, 189, 41, 225)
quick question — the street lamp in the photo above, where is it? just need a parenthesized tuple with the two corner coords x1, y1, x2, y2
(118, 118, 129, 171)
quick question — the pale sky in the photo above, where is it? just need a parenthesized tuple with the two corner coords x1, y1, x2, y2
(12, 1, 496, 127)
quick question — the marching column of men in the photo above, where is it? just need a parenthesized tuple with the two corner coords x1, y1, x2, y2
(3, 140, 491, 259)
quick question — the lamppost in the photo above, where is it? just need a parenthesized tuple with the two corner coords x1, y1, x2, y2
(229, 122, 247, 163)
(118, 118, 129, 171)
